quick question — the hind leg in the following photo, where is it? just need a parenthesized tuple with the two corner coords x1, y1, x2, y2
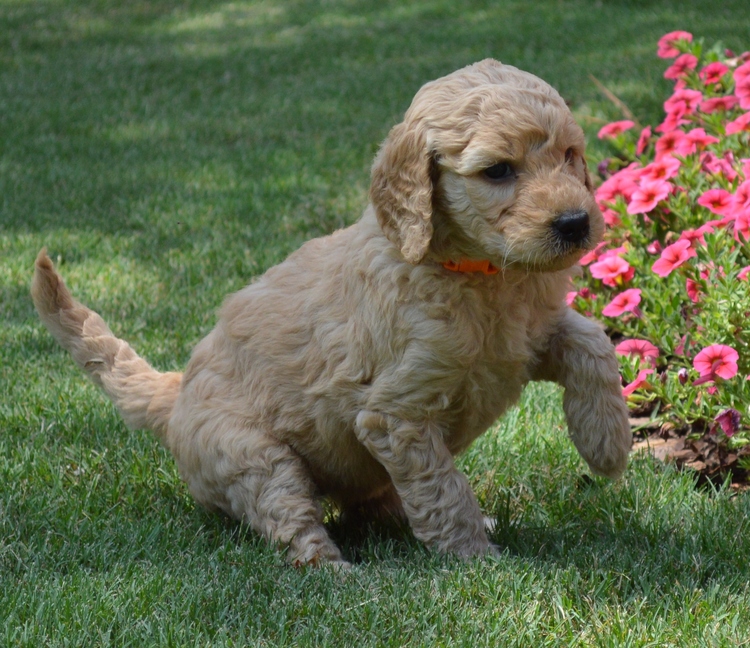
(223, 438, 348, 568)
(177, 415, 348, 568)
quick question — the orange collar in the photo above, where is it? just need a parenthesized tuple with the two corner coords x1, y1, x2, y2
(442, 259, 499, 275)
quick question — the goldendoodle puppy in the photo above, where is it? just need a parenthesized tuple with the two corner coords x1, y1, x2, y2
(32, 59, 631, 567)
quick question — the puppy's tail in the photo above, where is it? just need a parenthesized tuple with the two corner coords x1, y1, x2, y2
(31, 249, 182, 443)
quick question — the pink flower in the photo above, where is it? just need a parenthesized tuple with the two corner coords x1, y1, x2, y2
(595, 164, 641, 206)
(599, 246, 628, 259)
(692, 344, 740, 384)
(726, 112, 750, 135)
(657, 128, 718, 158)
(699, 62, 729, 84)
(602, 288, 642, 317)
(738, 265, 750, 281)
(646, 240, 663, 255)
(686, 278, 701, 302)
(664, 89, 703, 116)
(590, 255, 634, 287)
(735, 180, 750, 212)
(627, 179, 671, 214)
(736, 61, 750, 86)
(636, 126, 652, 156)
(622, 369, 654, 397)
(657, 31, 693, 58)
(699, 263, 724, 281)
(656, 111, 690, 134)
(679, 223, 714, 248)
(664, 54, 699, 80)
(699, 96, 738, 113)
(655, 130, 688, 159)
(658, 89, 703, 134)
(566, 287, 595, 306)
(579, 241, 607, 266)
(702, 152, 738, 181)
(707, 213, 734, 228)
(673, 79, 688, 91)
(735, 212, 750, 243)
(734, 180, 750, 209)
(602, 209, 621, 227)
(598, 120, 635, 139)
(714, 408, 741, 437)
(734, 62, 750, 110)
(697, 188, 734, 215)
(651, 239, 696, 277)
(639, 157, 681, 183)
(685, 128, 719, 149)
(616, 339, 659, 363)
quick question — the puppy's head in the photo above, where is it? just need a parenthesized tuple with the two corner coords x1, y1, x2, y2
(370, 59, 603, 272)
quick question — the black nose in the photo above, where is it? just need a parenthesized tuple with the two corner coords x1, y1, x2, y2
(552, 210, 590, 245)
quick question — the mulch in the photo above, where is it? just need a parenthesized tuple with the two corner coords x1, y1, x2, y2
(630, 416, 750, 490)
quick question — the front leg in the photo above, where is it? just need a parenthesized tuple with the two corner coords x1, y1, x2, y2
(534, 308, 631, 479)
(354, 411, 494, 558)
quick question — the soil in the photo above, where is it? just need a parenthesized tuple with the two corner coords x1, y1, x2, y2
(630, 416, 750, 490)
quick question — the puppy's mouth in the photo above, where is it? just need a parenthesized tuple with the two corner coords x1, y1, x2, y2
(528, 245, 589, 273)
(499, 243, 590, 274)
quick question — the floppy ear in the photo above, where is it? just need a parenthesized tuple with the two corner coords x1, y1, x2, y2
(369, 120, 434, 264)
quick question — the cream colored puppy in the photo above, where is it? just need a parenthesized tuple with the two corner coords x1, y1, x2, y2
(32, 59, 631, 567)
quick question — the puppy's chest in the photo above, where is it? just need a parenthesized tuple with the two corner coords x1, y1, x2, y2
(444, 348, 532, 455)
(451, 283, 545, 369)
(439, 286, 552, 449)
(462, 307, 536, 398)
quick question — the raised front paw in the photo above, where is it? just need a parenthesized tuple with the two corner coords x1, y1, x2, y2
(566, 386, 632, 479)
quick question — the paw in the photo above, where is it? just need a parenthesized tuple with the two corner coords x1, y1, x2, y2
(571, 391, 632, 479)
(429, 527, 493, 559)
(292, 555, 352, 570)
(486, 543, 503, 561)
(287, 529, 349, 569)
(446, 538, 501, 561)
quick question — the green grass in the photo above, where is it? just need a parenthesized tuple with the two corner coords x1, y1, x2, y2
(2, 0, 750, 645)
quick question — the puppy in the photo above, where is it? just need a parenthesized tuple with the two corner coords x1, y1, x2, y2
(32, 59, 631, 567)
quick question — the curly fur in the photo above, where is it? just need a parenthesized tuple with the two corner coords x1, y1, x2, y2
(32, 59, 631, 567)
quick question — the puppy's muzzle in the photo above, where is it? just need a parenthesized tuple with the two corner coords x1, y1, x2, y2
(552, 209, 590, 246)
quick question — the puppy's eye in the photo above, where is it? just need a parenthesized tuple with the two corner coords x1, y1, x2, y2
(483, 162, 514, 181)
(565, 147, 576, 163)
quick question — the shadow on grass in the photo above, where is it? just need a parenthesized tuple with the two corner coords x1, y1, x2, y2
(320, 462, 750, 598)
(154, 475, 750, 597)
(4, 451, 749, 606)
(484, 465, 750, 597)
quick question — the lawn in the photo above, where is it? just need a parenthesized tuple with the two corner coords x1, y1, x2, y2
(2, 0, 750, 645)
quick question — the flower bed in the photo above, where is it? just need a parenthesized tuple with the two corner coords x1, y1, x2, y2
(570, 31, 750, 482)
